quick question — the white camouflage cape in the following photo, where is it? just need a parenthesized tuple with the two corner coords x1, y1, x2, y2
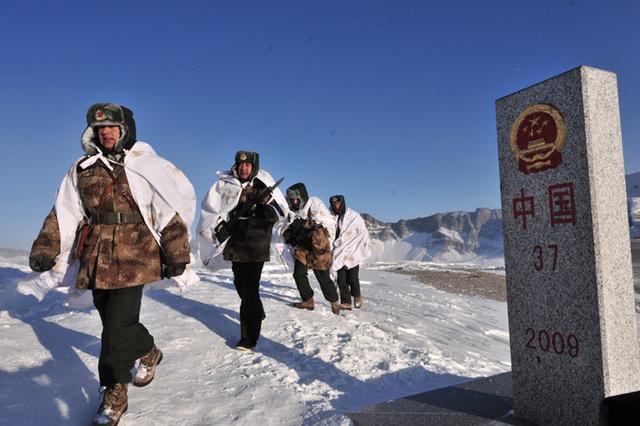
(17, 141, 198, 307)
(330, 207, 371, 277)
(280, 196, 337, 271)
(197, 169, 289, 272)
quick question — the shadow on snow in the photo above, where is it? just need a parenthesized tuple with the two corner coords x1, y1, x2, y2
(0, 267, 100, 425)
(146, 287, 474, 424)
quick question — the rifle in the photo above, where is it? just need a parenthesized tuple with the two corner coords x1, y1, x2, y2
(214, 177, 284, 244)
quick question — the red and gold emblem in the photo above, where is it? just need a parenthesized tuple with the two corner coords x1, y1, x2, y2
(239, 153, 247, 161)
(509, 104, 567, 174)
(95, 109, 106, 121)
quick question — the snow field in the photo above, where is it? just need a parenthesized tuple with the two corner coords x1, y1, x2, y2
(1, 260, 510, 425)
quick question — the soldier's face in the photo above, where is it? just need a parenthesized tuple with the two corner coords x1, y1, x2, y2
(331, 201, 342, 213)
(289, 198, 301, 210)
(98, 126, 121, 151)
(238, 162, 253, 180)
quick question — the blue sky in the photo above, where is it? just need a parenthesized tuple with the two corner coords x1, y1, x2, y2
(1, 0, 639, 249)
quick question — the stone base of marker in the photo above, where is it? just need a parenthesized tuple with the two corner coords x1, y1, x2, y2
(496, 66, 640, 425)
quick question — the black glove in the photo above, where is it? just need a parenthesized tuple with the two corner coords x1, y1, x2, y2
(163, 263, 186, 278)
(283, 219, 309, 247)
(282, 223, 297, 245)
(229, 200, 255, 220)
(30, 255, 55, 272)
(214, 220, 231, 244)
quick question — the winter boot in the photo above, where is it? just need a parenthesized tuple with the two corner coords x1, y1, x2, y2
(133, 345, 163, 387)
(354, 295, 363, 309)
(93, 383, 128, 426)
(236, 338, 256, 352)
(292, 298, 315, 310)
(340, 302, 352, 310)
(330, 301, 341, 315)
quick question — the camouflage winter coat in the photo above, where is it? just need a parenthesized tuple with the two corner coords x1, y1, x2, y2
(29, 161, 190, 290)
(283, 217, 332, 270)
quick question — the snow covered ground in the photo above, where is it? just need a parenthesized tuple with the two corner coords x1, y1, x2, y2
(0, 254, 511, 425)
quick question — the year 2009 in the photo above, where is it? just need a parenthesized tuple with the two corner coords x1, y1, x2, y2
(526, 328, 579, 357)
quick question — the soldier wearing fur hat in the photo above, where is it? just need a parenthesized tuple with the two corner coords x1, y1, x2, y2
(329, 195, 370, 309)
(283, 183, 341, 315)
(26, 103, 196, 426)
(197, 151, 288, 351)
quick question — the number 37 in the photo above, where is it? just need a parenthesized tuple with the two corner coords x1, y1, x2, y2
(533, 244, 558, 271)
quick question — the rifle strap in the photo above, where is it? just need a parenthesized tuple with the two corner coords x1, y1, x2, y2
(103, 166, 140, 212)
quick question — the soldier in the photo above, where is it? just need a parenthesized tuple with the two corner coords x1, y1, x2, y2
(329, 195, 370, 309)
(26, 103, 195, 426)
(283, 183, 341, 315)
(197, 151, 288, 351)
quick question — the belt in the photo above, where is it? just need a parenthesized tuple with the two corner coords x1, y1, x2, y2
(89, 212, 144, 225)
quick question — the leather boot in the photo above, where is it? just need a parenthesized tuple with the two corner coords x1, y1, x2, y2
(133, 345, 163, 387)
(93, 383, 128, 426)
(354, 295, 364, 309)
(292, 298, 315, 310)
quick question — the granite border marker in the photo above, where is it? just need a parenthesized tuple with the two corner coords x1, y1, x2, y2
(496, 66, 640, 424)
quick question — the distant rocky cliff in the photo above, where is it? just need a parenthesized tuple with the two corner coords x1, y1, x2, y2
(362, 208, 504, 263)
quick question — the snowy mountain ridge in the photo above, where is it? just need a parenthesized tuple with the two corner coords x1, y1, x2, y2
(365, 172, 640, 265)
(362, 208, 504, 265)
